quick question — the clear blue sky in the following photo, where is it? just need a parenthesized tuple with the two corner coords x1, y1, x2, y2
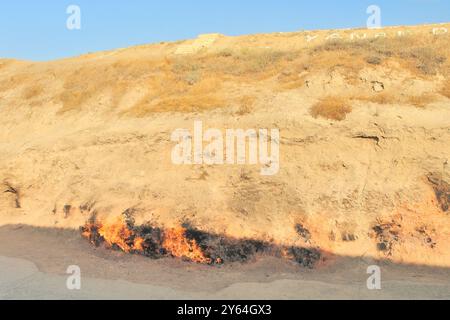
(1, 0, 449, 61)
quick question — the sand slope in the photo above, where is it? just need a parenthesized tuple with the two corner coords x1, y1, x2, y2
(0, 23, 449, 269)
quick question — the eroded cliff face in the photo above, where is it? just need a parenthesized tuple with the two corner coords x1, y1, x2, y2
(0, 24, 449, 266)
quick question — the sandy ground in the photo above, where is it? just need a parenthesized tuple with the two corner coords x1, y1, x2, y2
(0, 225, 449, 300)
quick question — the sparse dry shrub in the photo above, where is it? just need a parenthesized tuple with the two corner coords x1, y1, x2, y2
(310, 96, 352, 121)
(309, 46, 368, 81)
(172, 58, 201, 74)
(183, 71, 201, 85)
(204, 48, 296, 79)
(128, 77, 225, 116)
(311, 35, 449, 77)
(6, 28, 448, 118)
(366, 56, 382, 65)
(121, 49, 302, 116)
(57, 59, 161, 114)
(242, 49, 287, 73)
(403, 47, 446, 75)
(312, 39, 351, 53)
(217, 48, 234, 57)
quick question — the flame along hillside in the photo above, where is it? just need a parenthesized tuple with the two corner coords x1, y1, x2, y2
(0, 23, 450, 267)
(80, 213, 322, 267)
(81, 217, 214, 265)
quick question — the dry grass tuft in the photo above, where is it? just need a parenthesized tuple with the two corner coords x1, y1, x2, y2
(238, 49, 288, 74)
(405, 47, 446, 76)
(365, 56, 383, 65)
(310, 97, 352, 121)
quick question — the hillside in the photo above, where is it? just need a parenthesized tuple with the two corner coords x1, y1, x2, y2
(0, 23, 449, 268)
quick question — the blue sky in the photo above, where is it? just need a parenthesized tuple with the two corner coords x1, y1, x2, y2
(1, 0, 449, 61)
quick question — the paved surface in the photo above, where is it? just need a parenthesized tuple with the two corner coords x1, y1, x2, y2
(1, 255, 449, 300)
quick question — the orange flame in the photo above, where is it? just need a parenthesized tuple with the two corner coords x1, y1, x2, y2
(98, 218, 133, 252)
(163, 227, 212, 264)
(81, 218, 212, 264)
(133, 236, 145, 252)
(82, 217, 145, 253)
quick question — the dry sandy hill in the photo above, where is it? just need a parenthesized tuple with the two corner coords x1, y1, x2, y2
(0, 23, 449, 268)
